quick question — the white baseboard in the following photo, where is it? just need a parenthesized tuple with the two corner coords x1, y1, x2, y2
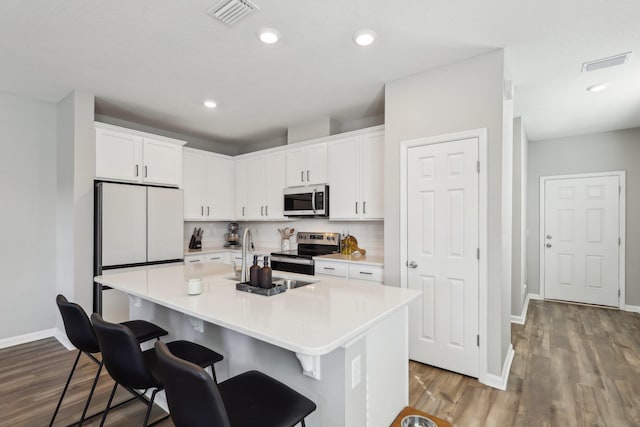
(528, 293, 542, 300)
(511, 294, 531, 325)
(481, 344, 514, 391)
(624, 305, 640, 314)
(54, 328, 76, 350)
(0, 328, 57, 350)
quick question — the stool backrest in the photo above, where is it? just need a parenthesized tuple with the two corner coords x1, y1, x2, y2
(155, 341, 231, 427)
(91, 313, 159, 390)
(56, 294, 100, 354)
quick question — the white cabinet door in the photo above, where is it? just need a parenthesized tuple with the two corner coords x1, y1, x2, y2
(142, 137, 182, 186)
(235, 159, 247, 220)
(246, 156, 264, 219)
(305, 143, 327, 185)
(361, 132, 384, 219)
(205, 156, 235, 220)
(147, 187, 184, 262)
(182, 151, 206, 220)
(349, 264, 383, 283)
(328, 137, 360, 219)
(96, 127, 142, 182)
(315, 260, 348, 278)
(265, 152, 286, 219)
(285, 147, 306, 187)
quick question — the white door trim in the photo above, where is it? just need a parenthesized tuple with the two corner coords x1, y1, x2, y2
(539, 171, 626, 308)
(400, 128, 489, 386)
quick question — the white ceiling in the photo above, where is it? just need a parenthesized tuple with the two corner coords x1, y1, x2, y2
(1, 0, 639, 145)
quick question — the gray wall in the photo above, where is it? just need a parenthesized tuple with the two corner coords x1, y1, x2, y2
(527, 127, 640, 306)
(0, 91, 58, 340)
(511, 118, 528, 316)
(384, 50, 510, 376)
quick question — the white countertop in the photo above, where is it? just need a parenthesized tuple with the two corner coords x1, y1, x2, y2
(314, 253, 384, 266)
(95, 263, 418, 356)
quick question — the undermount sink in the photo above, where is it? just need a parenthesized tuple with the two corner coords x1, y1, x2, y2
(226, 275, 316, 289)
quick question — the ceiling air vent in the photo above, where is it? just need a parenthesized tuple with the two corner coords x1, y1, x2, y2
(582, 52, 632, 72)
(206, 0, 260, 26)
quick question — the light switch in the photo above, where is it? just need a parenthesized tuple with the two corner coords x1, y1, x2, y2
(351, 355, 361, 389)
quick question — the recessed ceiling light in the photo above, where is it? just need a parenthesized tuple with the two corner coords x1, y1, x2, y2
(586, 83, 609, 92)
(258, 28, 280, 44)
(353, 29, 376, 47)
(203, 100, 217, 109)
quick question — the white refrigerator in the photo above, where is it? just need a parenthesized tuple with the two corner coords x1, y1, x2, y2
(94, 182, 184, 320)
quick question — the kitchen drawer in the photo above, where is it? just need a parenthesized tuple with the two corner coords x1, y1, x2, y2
(204, 252, 230, 264)
(315, 260, 348, 278)
(185, 254, 204, 264)
(349, 264, 383, 283)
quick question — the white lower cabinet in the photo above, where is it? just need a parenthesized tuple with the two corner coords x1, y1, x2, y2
(184, 252, 230, 265)
(315, 260, 383, 284)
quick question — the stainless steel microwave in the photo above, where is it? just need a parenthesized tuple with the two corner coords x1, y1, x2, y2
(283, 184, 329, 217)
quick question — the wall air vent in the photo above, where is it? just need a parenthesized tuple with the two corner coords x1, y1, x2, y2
(582, 52, 632, 72)
(206, 0, 260, 26)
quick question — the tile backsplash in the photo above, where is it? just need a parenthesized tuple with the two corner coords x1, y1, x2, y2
(184, 220, 384, 256)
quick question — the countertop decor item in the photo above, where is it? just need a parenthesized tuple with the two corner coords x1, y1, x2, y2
(189, 227, 203, 250)
(278, 227, 295, 251)
(236, 282, 286, 296)
(341, 234, 366, 256)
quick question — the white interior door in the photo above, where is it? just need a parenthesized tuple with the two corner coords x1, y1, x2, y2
(543, 175, 620, 306)
(407, 137, 479, 378)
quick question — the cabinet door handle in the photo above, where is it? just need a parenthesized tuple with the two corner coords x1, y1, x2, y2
(135, 164, 139, 177)
(265, 205, 269, 216)
(201, 206, 204, 216)
(355, 202, 358, 214)
(207, 206, 210, 216)
(363, 201, 366, 214)
(144, 165, 148, 178)
(242, 206, 245, 217)
(323, 267, 335, 270)
(359, 271, 373, 275)
(261, 206, 264, 216)
(307, 170, 310, 182)
(301, 171, 304, 182)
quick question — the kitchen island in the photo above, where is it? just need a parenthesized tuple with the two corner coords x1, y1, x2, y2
(95, 263, 420, 427)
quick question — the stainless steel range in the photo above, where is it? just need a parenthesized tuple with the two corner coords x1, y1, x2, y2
(271, 232, 341, 275)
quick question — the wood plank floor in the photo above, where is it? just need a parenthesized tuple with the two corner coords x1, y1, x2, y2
(1, 300, 639, 426)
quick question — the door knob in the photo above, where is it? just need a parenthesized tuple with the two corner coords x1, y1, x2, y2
(408, 261, 418, 268)
(546, 243, 552, 248)
(546, 235, 552, 240)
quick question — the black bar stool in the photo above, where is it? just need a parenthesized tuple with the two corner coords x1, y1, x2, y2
(91, 313, 224, 427)
(155, 340, 317, 427)
(51, 294, 169, 427)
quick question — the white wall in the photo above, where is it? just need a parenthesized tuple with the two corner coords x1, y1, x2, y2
(0, 91, 57, 340)
(384, 50, 510, 376)
(527, 127, 640, 306)
(56, 91, 96, 316)
(511, 118, 528, 316)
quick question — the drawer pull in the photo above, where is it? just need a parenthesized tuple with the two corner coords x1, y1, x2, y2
(210, 257, 221, 260)
(359, 271, 373, 275)
(189, 260, 200, 263)
(323, 267, 335, 270)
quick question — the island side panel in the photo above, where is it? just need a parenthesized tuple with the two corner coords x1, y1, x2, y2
(366, 306, 409, 427)
(130, 298, 352, 427)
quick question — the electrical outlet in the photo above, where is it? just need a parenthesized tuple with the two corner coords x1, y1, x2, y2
(351, 355, 361, 389)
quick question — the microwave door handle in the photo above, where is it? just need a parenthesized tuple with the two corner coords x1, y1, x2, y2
(312, 189, 317, 213)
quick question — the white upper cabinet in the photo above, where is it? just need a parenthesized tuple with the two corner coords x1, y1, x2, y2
(235, 158, 248, 220)
(182, 148, 235, 221)
(95, 123, 184, 187)
(241, 151, 287, 220)
(285, 143, 327, 187)
(328, 129, 384, 220)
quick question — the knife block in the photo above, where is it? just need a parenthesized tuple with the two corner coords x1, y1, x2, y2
(188, 234, 202, 249)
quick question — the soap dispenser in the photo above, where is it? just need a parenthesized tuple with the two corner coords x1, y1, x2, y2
(249, 255, 260, 287)
(259, 256, 272, 289)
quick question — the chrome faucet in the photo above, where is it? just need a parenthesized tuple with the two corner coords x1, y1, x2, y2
(240, 228, 255, 282)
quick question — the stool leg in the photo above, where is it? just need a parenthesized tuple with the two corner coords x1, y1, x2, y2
(99, 382, 118, 427)
(142, 389, 159, 427)
(49, 350, 82, 427)
(77, 361, 103, 426)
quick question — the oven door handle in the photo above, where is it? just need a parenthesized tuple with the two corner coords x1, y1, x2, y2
(271, 256, 314, 266)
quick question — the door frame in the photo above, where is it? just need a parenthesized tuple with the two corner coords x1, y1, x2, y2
(539, 171, 626, 308)
(400, 128, 488, 385)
